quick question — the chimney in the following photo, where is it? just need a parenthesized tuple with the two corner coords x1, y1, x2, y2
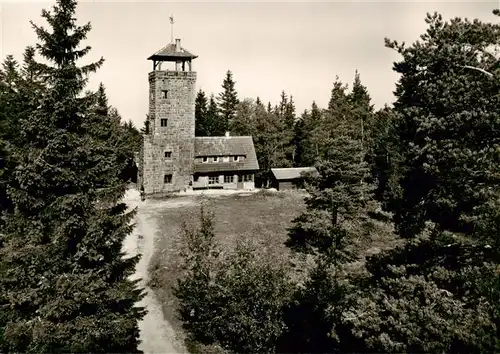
(225, 131, 230, 138)
(175, 38, 181, 52)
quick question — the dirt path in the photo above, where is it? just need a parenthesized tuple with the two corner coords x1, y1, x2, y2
(122, 189, 193, 354)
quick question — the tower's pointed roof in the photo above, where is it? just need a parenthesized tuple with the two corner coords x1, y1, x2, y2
(147, 41, 198, 61)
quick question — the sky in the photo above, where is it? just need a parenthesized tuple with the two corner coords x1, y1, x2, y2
(0, 0, 498, 129)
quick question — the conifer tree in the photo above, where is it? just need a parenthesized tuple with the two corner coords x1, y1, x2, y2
(288, 114, 374, 254)
(340, 10, 500, 352)
(0, 0, 145, 351)
(175, 206, 293, 354)
(194, 89, 208, 136)
(231, 98, 256, 136)
(387, 10, 500, 237)
(206, 93, 224, 136)
(293, 101, 323, 167)
(348, 70, 373, 154)
(284, 95, 296, 129)
(217, 70, 239, 133)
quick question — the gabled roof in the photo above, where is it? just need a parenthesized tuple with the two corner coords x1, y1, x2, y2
(271, 167, 318, 180)
(147, 43, 198, 61)
(194, 136, 259, 173)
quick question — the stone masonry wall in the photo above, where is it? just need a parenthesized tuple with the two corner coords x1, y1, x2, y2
(141, 70, 197, 194)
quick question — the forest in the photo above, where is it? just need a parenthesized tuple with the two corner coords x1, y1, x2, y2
(0, 0, 500, 352)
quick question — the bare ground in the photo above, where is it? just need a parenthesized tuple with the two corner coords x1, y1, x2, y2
(123, 189, 194, 354)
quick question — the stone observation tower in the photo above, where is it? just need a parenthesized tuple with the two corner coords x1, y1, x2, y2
(138, 38, 198, 194)
(138, 37, 259, 195)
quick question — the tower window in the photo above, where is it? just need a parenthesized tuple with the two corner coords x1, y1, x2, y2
(162, 90, 168, 98)
(164, 151, 172, 159)
(164, 174, 172, 184)
(161, 119, 168, 127)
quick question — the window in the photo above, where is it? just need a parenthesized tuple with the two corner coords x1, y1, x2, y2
(164, 174, 172, 184)
(208, 176, 218, 185)
(164, 151, 172, 159)
(202, 157, 208, 163)
(223, 156, 230, 162)
(161, 119, 168, 127)
(213, 156, 219, 163)
(224, 175, 234, 183)
(233, 156, 239, 162)
(194, 175, 199, 182)
(162, 90, 168, 98)
(242, 174, 252, 182)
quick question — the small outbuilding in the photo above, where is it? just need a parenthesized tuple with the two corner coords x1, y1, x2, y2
(270, 167, 318, 191)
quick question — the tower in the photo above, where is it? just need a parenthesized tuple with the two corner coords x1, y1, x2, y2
(139, 38, 198, 194)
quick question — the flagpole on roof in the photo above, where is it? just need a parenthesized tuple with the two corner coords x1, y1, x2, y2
(169, 15, 174, 44)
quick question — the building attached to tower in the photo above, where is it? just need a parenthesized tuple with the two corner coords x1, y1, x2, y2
(138, 39, 259, 195)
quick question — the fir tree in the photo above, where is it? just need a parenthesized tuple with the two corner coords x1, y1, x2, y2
(348, 70, 374, 154)
(217, 70, 239, 133)
(195, 89, 208, 136)
(206, 93, 224, 136)
(0, 0, 145, 351)
(284, 95, 296, 129)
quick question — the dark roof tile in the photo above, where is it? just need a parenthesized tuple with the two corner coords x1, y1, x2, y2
(148, 43, 198, 61)
(194, 136, 259, 173)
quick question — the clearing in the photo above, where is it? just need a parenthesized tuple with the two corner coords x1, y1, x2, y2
(124, 188, 398, 353)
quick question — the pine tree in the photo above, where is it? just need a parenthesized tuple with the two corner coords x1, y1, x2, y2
(284, 95, 296, 129)
(195, 89, 208, 136)
(340, 10, 500, 353)
(206, 93, 224, 136)
(348, 70, 374, 155)
(217, 70, 239, 133)
(367, 105, 403, 211)
(231, 98, 256, 136)
(288, 115, 375, 255)
(0, 0, 145, 351)
(387, 10, 500, 238)
(267, 101, 273, 113)
(294, 101, 323, 167)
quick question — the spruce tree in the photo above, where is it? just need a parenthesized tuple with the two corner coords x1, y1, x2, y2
(284, 95, 296, 129)
(348, 70, 374, 155)
(206, 93, 224, 136)
(217, 70, 239, 133)
(0, 0, 145, 351)
(194, 89, 208, 136)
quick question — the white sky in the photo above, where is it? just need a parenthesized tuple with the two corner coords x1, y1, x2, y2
(0, 0, 498, 128)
